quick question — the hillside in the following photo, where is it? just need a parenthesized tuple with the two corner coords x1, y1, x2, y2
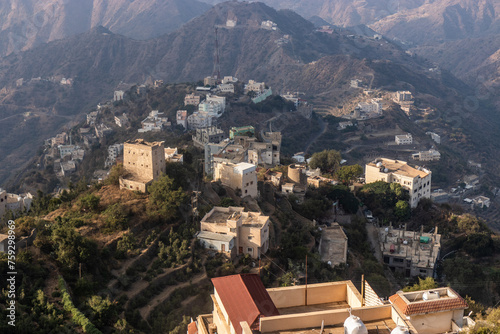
(0, 0, 210, 57)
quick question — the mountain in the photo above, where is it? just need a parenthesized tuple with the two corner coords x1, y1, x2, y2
(0, 1, 488, 187)
(202, 0, 427, 26)
(370, 0, 500, 44)
(0, 0, 210, 57)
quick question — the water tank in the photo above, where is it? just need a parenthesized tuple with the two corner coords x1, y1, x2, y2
(376, 162, 382, 168)
(384, 168, 389, 173)
(391, 326, 410, 334)
(344, 315, 368, 334)
(423, 291, 439, 301)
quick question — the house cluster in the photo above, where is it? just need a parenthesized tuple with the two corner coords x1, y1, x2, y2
(15, 75, 73, 88)
(119, 139, 182, 192)
(0, 188, 33, 221)
(192, 126, 282, 198)
(187, 94, 226, 129)
(189, 273, 473, 334)
(365, 158, 432, 208)
(44, 132, 86, 177)
(138, 110, 171, 132)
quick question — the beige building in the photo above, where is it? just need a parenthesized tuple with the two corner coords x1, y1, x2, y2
(164, 147, 183, 163)
(248, 142, 280, 167)
(184, 93, 201, 106)
(379, 226, 441, 277)
(365, 158, 432, 208)
(390, 288, 468, 334)
(199, 207, 270, 258)
(412, 149, 441, 161)
(214, 162, 258, 198)
(119, 139, 166, 192)
(192, 273, 470, 334)
(0, 189, 33, 221)
(395, 133, 412, 145)
(244, 80, 266, 93)
(394, 91, 413, 103)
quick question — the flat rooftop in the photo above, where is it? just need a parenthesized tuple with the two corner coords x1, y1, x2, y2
(202, 207, 267, 227)
(267, 318, 397, 334)
(320, 224, 347, 266)
(368, 158, 429, 178)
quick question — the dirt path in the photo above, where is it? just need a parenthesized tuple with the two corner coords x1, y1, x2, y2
(366, 223, 383, 262)
(304, 115, 327, 154)
(139, 271, 208, 320)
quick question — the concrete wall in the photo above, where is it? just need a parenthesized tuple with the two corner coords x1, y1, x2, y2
(267, 282, 358, 309)
(260, 305, 392, 333)
(119, 177, 148, 192)
(410, 310, 454, 334)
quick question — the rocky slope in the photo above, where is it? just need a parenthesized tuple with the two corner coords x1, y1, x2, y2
(0, 0, 210, 57)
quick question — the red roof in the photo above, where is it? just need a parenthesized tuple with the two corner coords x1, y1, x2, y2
(187, 321, 198, 334)
(212, 274, 279, 334)
(389, 289, 467, 316)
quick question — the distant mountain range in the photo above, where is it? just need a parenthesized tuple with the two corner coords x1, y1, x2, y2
(0, 0, 210, 57)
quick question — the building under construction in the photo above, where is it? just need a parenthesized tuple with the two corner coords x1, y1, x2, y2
(378, 225, 441, 278)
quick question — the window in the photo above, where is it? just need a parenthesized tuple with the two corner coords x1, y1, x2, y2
(245, 190, 248, 194)
(248, 236, 253, 240)
(250, 181, 254, 185)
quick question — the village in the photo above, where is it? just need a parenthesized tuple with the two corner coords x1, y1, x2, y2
(0, 73, 497, 334)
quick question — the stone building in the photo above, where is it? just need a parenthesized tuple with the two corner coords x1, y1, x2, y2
(119, 139, 166, 192)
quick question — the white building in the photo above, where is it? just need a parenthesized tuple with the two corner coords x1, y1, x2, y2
(395, 133, 413, 145)
(426, 132, 441, 144)
(365, 158, 432, 208)
(217, 83, 234, 94)
(187, 111, 214, 130)
(261, 20, 277, 30)
(0, 189, 33, 219)
(338, 121, 353, 130)
(165, 147, 184, 163)
(138, 110, 170, 133)
(472, 196, 490, 208)
(114, 113, 129, 128)
(226, 19, 237, 27)
(114, 90, 124, 102)
(58, 145, 77, 158)
(86, 111, 99, 126)
(358, 99, 383, 113)
(412, 149, 441, 161)
(222, 76, 238, 84)
(105, 143, 124, 168)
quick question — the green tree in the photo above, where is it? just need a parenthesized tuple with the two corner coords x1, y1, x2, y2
(106, 164, 125, 186)
(147, 174, 187, 220)
(51, 224, 98, 270)
(78, 194, 100, 212)
(309, 150, 342, 174)
(394, 200, 410, 221)
(219, 197, 236, 207)
(336, 164, 363, 185)
(88, 295, 117, 327)
(403, 277, 438, 292)
(103, 203, 129, 232)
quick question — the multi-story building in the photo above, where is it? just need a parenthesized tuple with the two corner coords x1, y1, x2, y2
(114, 113, 129, 128)
(365, 158, 432, 208)
(119, 139, 166, 192)
(114, 90, 124, 101)
(0, 189, 33, 220)
(358, 99, 383, 113)
(105, 143, 124, 168)
(184, 93, 201, 106)
(214, 162, 258, 198)
(247, 142, 279, 167)
(379, 226, 441, 277)
(198, 94, 226, 117)
(191, 273, 471, 334)
(198, 207, 270, 258)
(395, 133, 413, 145)
(217, 83, 234, 94)
(394, 91, 413, 103)
(58, 145, 76, 158)
(412, 149, 441, 161)
(222, 76, 238, 84)
(426, 132, 441, 144)
(204, 76, 216, 86)
(244, 80, 266, 93)
(192, 126, 225, 149)
(176, 110, 188, 130)
(187, 111, 214, 130)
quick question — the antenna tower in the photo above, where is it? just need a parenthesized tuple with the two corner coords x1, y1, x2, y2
(212, 27, 221, 81)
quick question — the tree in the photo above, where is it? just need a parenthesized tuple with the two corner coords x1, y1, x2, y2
(336, 164, 363, 185)
(309, 150, 342, 173)
(78, 194, 100, 212)
(147, 174, 187, 220)
(88, 295, 117, 327)
(394, 200, 410, 221)
(51, 224, 98, 270)
(403, 277, 438, 292)
(106, 164, 125, 186)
